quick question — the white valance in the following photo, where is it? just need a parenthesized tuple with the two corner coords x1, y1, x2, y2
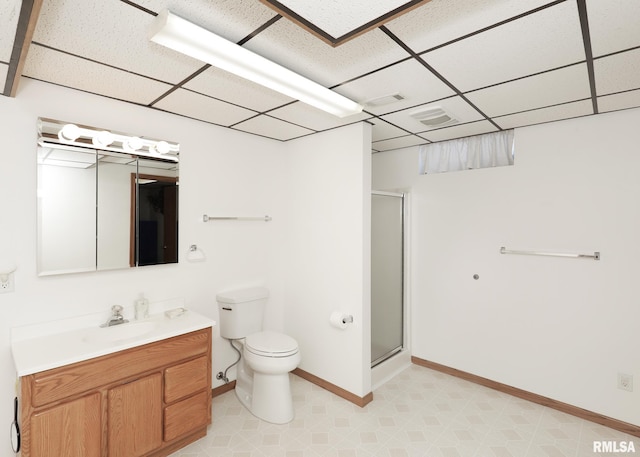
(419, 129, 514, 174)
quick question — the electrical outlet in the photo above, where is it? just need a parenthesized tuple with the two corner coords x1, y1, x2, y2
(0, 274, 14, 294)
(618, 373, 633, 392)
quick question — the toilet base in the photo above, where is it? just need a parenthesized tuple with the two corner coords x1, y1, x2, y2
(250, 371, 295, 424)
(235, 367, 296, 424)
(232, 346, 298, 424)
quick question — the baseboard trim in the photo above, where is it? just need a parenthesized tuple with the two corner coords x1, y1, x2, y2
(212, 380, 236, 398)
(292, 368, 374, 407)
(211, 373, 374, 409)
(412, 356, 640, 438)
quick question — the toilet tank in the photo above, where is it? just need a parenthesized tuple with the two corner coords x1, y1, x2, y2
(216, 287, 268, 339)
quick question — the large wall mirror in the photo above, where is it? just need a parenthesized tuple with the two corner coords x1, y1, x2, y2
(37, 118, 179, 276)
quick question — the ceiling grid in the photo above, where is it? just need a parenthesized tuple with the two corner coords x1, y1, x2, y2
(576, 0, 599, 114)
(2, 0, 639, 151)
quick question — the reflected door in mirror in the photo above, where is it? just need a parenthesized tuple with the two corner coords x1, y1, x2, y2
(131, 174, 178, 266)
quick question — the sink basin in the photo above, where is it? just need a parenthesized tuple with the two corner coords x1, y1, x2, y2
(82, 321, 158, 344)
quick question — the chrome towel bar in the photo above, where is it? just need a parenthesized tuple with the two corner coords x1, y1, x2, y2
(203, 214, 272, 222)
(500, 246, 600, 261)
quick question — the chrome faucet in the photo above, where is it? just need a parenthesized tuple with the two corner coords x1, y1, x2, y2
(101, 305, 129, 327)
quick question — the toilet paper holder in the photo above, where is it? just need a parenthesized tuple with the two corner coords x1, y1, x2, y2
(329, 311, 354, 329)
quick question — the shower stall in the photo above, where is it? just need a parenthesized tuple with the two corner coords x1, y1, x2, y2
(371, 191, 406, 368)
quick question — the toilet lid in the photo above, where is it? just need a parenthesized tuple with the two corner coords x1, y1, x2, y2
(245, 331, 298, 357)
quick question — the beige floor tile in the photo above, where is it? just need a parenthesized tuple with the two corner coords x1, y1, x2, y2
(170, 365, 637, 457)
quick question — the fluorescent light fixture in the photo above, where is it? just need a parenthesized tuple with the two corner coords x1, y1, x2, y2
(149, 10, 363, 118)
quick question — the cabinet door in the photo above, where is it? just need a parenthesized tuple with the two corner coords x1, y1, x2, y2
(30, 392, 102, 457)
(108, 373, 162, 457)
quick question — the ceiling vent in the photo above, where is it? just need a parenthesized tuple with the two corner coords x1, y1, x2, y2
(410, 106, 458, 127)
(364, 93, 405, 107)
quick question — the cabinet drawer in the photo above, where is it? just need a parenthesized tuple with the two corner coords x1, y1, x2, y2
(164, 356, 209, 404)
(31, 328, 211, 407)
(164, 390, 210, 442)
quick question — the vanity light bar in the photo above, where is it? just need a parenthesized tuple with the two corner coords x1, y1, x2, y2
(149, 10, 364, 118)
(56, 124, 178, 162)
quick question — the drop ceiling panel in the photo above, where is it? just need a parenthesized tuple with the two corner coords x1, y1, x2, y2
(184, 66, 294, 113)
(263, 0, 416, 39)
(139, 0, 279, 44)
(587, 0, 640, 57)
(243, 18, 410, 87)
(32, 0, 203, 84)
(370, 119, 409, 142)
(268, 101, 371, 131)
(23, 46, 173, 105)
(334, 59, 455, 115)
(493, 100, 593, 130)
(1, 0, 21, 62)
(381, 96, 484, 133)
(594, 48, 640, 96)
(233, 115, 315, 141)
(598, 90, 640, 114)
(385, 0, 553, 54)
(418, 120, 497, 142)
(466, 64, 592, 118)
(423, 1, 585, 92)
(153, 88, 257, 127)
(372, 134, 426, 152)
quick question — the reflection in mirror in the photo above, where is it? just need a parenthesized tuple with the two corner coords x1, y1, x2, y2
(133, 159, 179, 267)
(37, 118, 179, 276)
(37, 145, 97, 274)
(98, 150, 138, 271)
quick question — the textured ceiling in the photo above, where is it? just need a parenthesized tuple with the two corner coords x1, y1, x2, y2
(2, 0, 640, 153)
(258, 0, 431, 45)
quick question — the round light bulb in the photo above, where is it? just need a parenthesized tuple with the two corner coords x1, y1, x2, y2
(92, 131, 114, 147)
(123, 136, 143, 152)
(58, 124, 81, 142)
(154, 140, 170, 154)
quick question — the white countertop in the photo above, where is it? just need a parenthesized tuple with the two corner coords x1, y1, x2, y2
(11, 301, 215, 376)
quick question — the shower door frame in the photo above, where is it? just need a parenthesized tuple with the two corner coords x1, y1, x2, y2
(371, 190, 408, 368)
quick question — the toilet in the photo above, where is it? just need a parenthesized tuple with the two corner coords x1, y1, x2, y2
(216, 287, 300, 424)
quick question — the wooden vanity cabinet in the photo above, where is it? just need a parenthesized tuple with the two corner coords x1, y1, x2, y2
(20, 328, 212, 457)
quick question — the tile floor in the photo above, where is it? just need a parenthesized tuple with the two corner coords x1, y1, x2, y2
(170, 364, 637, 456)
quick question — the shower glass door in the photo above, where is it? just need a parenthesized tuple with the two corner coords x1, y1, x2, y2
(371, 191, 404, 367)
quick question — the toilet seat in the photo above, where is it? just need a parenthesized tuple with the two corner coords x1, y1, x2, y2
(245, 331, 298, 358)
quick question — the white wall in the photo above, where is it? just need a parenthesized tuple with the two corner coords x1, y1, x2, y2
(0, 78, 372, 454)
(372, 109, 640, 426)
(284, 123, 372, 398)
(0, 79, 288, 453)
